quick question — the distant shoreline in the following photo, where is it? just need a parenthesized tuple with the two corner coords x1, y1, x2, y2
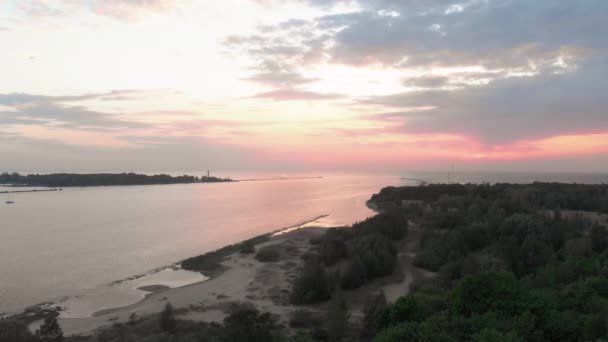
(0, 172, 233, 188)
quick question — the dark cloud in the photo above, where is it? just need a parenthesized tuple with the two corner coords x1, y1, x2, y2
(402, 76, 449, 88)
(0, 91, 151, 130)
(244, 60, 318, 87)
(236, 0, 607, 72)
(252, 89, 344, 101)
(332, 1, 606, 68)
(366, 55, 608, 144)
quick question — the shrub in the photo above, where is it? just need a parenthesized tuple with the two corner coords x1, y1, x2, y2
(255, 245, 281, 262)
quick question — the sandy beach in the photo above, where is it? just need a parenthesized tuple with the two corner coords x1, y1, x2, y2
(55, 223, 433, 337)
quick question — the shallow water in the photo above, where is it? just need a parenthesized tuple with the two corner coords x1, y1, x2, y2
(1, 171, 607, 317)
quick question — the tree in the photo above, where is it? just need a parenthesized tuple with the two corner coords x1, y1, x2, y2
(36, 316, 63, 342)
(451, 272, 524, 317)
(160, 302, 177, 334)
(590, 225, 608, 253)
(377, 295, 431, 330)
(290, 261, 334, 304)
(471, 328, 523, 342)
(289, 331, 318, 342)
(326, 291, 350, 341)
(340, 256, 367, 289)
(361, 291, 388, 339)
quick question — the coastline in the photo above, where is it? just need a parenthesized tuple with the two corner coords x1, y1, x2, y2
(17, 214, 334, 333)
(56, 226, 329, 336)
(53, 210, 433, 337)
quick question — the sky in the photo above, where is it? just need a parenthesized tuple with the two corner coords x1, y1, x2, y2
(0, 0, 607, 173)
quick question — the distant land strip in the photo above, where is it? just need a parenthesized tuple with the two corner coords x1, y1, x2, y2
(0, 188, 60, 194)
(0, 172, 232, 187)
(235, 176, 323, 182)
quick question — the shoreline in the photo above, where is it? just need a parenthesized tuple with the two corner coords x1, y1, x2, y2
(56, 226, 330, 336)
(11, 214, 332, 326)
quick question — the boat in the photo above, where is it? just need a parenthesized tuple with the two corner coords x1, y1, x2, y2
(5, 201, 14, 204)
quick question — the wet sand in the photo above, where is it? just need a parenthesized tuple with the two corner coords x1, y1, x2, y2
(59, 227, 326, 336)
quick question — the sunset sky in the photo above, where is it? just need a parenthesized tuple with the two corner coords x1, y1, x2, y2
(1, 0, 607, 173)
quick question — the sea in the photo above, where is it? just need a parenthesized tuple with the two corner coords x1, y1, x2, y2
(1, 171, 607, 318)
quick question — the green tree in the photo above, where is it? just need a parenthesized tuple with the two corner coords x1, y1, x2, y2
(471, 328, 523, 342)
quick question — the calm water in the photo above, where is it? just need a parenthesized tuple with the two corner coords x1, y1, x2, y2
(1, 172, 607, 317)
(0, 174, 402, 316)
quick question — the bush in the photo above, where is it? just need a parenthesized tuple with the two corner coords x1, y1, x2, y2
(255, 245, 281, 262)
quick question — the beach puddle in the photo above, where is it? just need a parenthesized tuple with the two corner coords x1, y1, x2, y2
(58, 268, 207, 318)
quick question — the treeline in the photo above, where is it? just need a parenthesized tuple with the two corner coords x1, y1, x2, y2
(372, 182, 608, 213)
(0, 172, 232, 187)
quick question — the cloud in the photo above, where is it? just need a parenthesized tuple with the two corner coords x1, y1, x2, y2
(88, 0, 187, 20)
(12, 0, 187, 21)
(365, 54, 608, 145)
(252, 89, 345, 101)
(244, 60, 318, 88)
(233, 0, 606, 75)
(402, 76, 449, 88)
(319, 0, 607, 69)
(0, 90, 152, 130)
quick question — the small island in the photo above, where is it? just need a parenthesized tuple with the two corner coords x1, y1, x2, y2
(0, 172, 233, 187)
